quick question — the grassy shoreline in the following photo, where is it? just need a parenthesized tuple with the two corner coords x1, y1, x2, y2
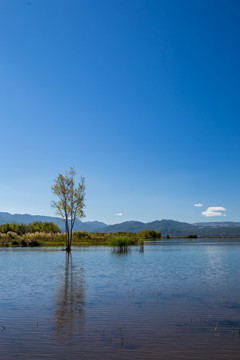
(1, 231, 240, 248)
(0, 231, 145, 248)
(162, 235, 240, 239)
(0, 228, 161, 248)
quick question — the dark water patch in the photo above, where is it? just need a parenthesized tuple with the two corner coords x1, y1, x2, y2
(176, 318, 240, 335)
(221, 301, 240, 309)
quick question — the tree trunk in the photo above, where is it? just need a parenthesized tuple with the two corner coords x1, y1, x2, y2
(65, 218, 70, 251)
(69, 230, 71, 250)
(66, 244, 71, 252)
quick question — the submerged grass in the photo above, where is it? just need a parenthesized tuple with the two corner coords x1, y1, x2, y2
(109, 236, 144, 253)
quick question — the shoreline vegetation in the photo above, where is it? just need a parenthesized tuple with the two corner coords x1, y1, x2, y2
(0, 231, 146, 248)
(0, 222, 160, 248)
(0, 222, 240, 248)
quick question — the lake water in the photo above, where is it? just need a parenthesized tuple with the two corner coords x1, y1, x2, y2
(1, 239, 240, 359)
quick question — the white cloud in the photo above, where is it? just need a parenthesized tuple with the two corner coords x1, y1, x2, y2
(202, 207, 227, 217)
(194, 203, 203, 207)
(115, 213, 123, 216)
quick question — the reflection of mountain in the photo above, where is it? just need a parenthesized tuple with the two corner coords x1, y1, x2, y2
(55, 253, 85, 339)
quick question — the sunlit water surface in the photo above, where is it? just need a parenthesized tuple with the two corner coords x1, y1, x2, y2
(1, 239, 240, 359)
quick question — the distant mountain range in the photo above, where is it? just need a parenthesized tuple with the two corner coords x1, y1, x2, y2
(102, 220, 240, 236)
(0, 212, 106, 233)
(0, 212, 240, 236)
(194, 222, 240, 228)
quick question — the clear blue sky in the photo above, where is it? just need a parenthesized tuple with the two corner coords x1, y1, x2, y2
(0, 0, 240, 224)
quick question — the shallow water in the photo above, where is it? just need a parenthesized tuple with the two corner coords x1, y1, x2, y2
(1, 239, 240, 359)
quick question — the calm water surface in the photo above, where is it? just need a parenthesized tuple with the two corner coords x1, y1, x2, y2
(1, 239, 240, 359)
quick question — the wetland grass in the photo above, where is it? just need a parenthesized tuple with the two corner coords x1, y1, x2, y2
(110, 236, 144, 253)
(0, 231, 144, 248)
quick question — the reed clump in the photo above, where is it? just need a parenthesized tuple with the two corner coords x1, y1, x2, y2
(0, 231, 64, 247)
(109, 236, 143, 252)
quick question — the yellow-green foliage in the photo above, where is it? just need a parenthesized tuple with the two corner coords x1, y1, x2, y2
(109, 236, 138, 247)
(0, 230, 144, 247)
(108, 236, 143, 253)
(52, 168, 86, 251)
(137, 230, 161, 239)
(0, 231, 64, 247)
(0, 222, 60, 235)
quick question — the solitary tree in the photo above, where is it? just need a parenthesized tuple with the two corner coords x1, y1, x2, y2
(52, 168, 86, 251)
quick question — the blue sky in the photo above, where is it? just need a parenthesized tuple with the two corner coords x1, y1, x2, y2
(0, 0, 240, 224)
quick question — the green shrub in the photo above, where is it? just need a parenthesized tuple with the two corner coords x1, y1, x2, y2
(20, 239, 27, 247)
(73, 231, 90, 240)
(137, 230, 161, 239)
(7, 231, 19, 240)
(29, 222, 60, 233)
(11, 240, 19, 246)
(186, 234, 198, 238)
(109, 236, 135, 251)
(28, 239, 40, 247)
(114, 232, 137, 237)
(0, 222, 60, 235)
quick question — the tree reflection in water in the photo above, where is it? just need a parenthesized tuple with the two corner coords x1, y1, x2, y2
(55, 252, 85, 341)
